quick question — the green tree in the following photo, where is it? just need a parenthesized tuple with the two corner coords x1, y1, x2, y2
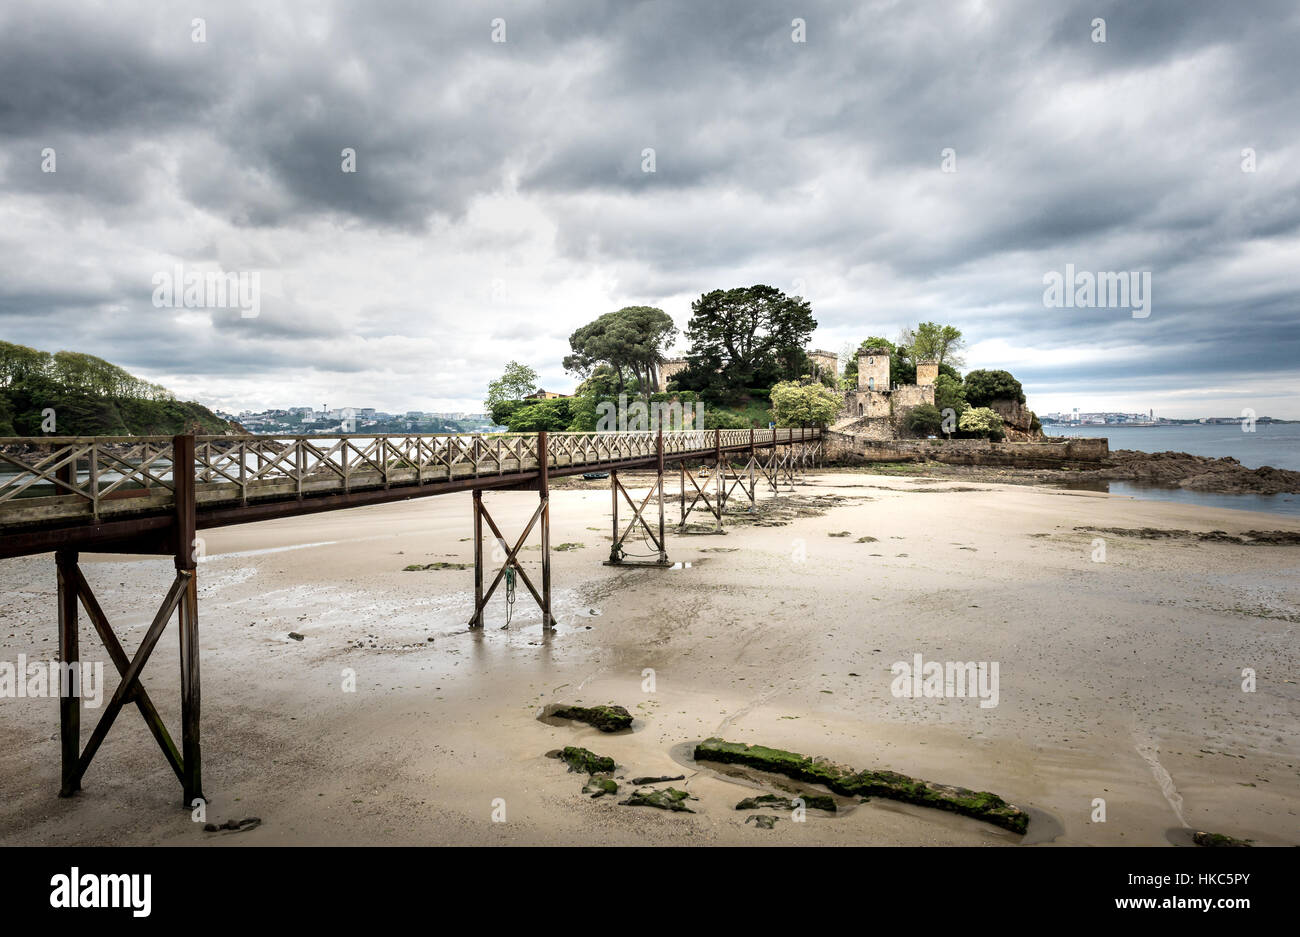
(485, 360, 539, 415)
(963, 369, 1025, 406)
(504, 398, 573, 432)
(958, 406, 1005, 440)
(905, 403, 944, 436)
(933, 372, 968, 423)
(702, 409, 751, 430)
(563, 306, 676, 397)
(908, 322, 966, 367)
(574, 364, 623, 398)
(769, 380, 842, 427)
(677, 285, 816, 402)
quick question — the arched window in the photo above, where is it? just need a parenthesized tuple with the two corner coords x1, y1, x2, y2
(858, 402, 864, 417)
(867, 357, 874, 365)
(868, 377, 875, 390)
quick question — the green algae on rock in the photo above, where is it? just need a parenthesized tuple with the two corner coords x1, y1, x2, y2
(630, 774, 685, 785)
(582, 777, 619, 798)
(619, 787, 696, 812)
(695, 738, 1027, 834)
(735, 792, 836, 813)
(550, 746, 616, 775)
(1193, 831, 1252, 847)
(544, 703, 633, 732)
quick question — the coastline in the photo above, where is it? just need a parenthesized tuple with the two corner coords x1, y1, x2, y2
(1, 470, 1296, 846)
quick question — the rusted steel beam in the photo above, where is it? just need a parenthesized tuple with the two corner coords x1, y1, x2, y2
(470, 489, 484, 629)
(69, 564, 184, 785)
(70, 570, 189, 790)
(56, 549, 80, 797)
(538, 430, 554, 631)
(178, 569, 202, 807)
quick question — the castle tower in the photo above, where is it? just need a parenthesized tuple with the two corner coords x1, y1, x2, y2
(916, 360, 939, 387)
(857, 347, 890, 392)
(655, 357, 689, 393)
(807, 348, 839, 382)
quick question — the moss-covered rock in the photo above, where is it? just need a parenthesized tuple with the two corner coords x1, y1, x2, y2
(545, 703, 634, 732)
(735, 792, 836, 813)
(1193, 831, 1252, 847)
(619, 787, 696, 812)
(582, 777, 619, 798)
(630, 774, 685, 785)
(695, 738, 1028, 834)
(550, 746, 616, 774)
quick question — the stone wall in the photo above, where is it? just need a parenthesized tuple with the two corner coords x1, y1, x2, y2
(843, 389, 892, 419)
(826, 432, 1109, 469)
(892, 384, 935, 411)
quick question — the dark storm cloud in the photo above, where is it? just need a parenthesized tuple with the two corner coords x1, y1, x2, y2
(0, 0, 1297, 415)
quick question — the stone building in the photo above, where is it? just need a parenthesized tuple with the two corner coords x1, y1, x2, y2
(807, 349, 839, 383)
(654, 358, 689, 393)
(839, 348, 936, 430)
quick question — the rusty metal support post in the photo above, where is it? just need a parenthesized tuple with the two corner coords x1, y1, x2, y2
(656, 430, 667, 564)
(678, 461, 686, 529)
(538, 431, 555, 630)
(714, 428, 723, 530)
(609, 468, 620, 563)
(172, 433, 203, 808)
(56, 548, 80, 797)
(470, 489, 484, 628)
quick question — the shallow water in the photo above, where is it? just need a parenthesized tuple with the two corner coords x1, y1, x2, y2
(1060, 478, 1300, 518)
(1044, 422, 1300, 471)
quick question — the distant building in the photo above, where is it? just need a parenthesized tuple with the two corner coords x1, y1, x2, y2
(655, 358, 690, 393)
(841, 349, 936, 423)
(524, 389, 571, 400)
(807, 349, 839, 382)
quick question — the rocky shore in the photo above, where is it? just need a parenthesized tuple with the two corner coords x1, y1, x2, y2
(858, 448, 1300, 495)
(1092, 449, 1300, 494)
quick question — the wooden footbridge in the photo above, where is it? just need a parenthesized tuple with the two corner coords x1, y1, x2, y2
(0, 427, 822, 806)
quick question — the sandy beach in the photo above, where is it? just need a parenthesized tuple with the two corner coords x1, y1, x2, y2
(1, 470, 1297, 846)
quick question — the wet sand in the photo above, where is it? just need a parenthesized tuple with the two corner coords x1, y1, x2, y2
(1, 471, 1297, 846)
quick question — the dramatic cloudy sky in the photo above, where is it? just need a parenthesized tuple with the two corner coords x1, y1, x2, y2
(2, 0, 1298, 418)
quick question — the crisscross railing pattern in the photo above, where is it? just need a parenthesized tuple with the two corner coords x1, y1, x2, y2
(0, 428, 815, 527)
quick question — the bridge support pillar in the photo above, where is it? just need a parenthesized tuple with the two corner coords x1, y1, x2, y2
(468, 431, 556, 630)
(606, 431, 669, 567)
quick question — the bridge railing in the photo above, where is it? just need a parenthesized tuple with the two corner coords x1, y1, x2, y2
(0, 428, 818, 527)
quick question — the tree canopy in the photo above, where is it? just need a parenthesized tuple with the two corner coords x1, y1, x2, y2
(906, 322, 966, 367)
(958, 406, 1005, 439)
(0, 340, 228, 435)
(484, 360, 539, 419)
(676, 285, 815, 402)
(769, 379, 841, 427)
(563, 306, 676, 397)
(963, 369, 1025, 406)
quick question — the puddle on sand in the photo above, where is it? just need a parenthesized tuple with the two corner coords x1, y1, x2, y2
(1019, 806, 1065, 844)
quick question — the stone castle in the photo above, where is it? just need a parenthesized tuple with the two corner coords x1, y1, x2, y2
(835, 347, 938, 437)
(655, 346, 944, 440)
